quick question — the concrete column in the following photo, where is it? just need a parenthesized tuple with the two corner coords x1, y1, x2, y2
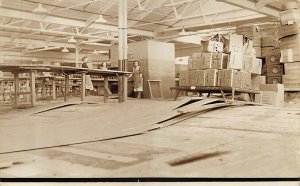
(13, 73, 19, 107)
(30, 71, 36, 107)
(118, 0, 128, 102)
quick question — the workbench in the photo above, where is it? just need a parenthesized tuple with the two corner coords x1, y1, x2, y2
(171, 86, 260, 102)
(0, 64, 131, 107)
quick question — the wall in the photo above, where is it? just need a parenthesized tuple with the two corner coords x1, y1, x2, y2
(110, 40, 175, 99)
(175, 47, 202, 57)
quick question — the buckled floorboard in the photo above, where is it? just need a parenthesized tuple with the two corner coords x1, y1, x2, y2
(0, 96, 299, 177)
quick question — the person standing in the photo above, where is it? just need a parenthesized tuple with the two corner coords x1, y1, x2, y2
(81, 57, 94, 94)
(129, 61, 143, 98)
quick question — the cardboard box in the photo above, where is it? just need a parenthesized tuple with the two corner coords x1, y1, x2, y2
(253, 36, 262, 47)
(201, 40, 224, 53)
(189, 70, 206, 86)
(179, 71, 190, 86)
(280, 48, 300, 62)
(260, 26, 279, 37)
(254, 47, 262, 57)
(267, 76, 282, 84)
(243, 40, 255, 55)
(278, 22, 300, 38)
(192, 53, 202, 60)
(236, 25, 260, 37)
(282, 74, 300, 89)
(188, 58, 196, 70)
(251, 75, 266, 91)
(242, 55, 253, 73)
(261, 37, 279, 47)
(267, 64, 283, 76)
(284, 62, 300, 75)
(280, 9, 300, 25)
(279, 34, 300, 62)
(199, 53, 228, 70)
(266, 53, 281, 65)
(251, 58, 262, 75)
(258, 84, 284, 107)
(205, 69, 218, 86)
(228, 52, 243, 70)
(227, 34, 243, 52)
(240, 71, 252, 90)
(261, 47, 279, 57)
(218, 69, 241, 88)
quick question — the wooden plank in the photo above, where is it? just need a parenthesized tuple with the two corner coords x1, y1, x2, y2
(176, 99, 225, 114)
(147, 80, 163, 99)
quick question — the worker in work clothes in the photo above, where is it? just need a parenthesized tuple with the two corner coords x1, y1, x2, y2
(81, 56, 94, 95)
(129, 61, 143, 98)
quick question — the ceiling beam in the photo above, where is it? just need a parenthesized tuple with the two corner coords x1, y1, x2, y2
(216, 0, 280, 17)
(0, 24, 118, 41)
(128, 0, 170, 27)
(0, 7, 154, 37)
(0, 36, 109, 51)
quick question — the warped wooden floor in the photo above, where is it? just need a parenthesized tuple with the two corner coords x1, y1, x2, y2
(0, 96, 299, 177)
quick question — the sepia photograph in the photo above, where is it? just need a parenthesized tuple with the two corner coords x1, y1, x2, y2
(0, 0, 299, 183)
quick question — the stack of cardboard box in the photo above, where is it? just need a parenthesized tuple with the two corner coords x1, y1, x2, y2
(259, 24, 283, 84)
(278, 8, 300, 90)
(236, 25, 262, 58)
(179, 33, 261, 90)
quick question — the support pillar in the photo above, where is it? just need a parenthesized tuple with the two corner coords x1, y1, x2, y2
(30, 71, 36, 107)
(13, 73, 19, 107)
(118, 0, 128, 103)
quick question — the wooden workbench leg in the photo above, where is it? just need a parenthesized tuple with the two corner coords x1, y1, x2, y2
(104, 77, 109, 103)
(13, 73, 19, 107)
(220, 89, 227, 102)
(64, 74, 69, 102)
(249, 93, 254, 102)
(232, 89, 235, 101)
(30, 71, 36, 107)
(81, 72, 86, 101)
(52, 79, 56, 100)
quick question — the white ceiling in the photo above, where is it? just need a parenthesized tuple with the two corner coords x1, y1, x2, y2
(0, 0, 294, 55)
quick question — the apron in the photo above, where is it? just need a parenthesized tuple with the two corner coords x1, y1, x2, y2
(133, 66, 143, 92)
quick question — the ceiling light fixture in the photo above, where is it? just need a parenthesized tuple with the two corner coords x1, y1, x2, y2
(33, 3, 48, 15)
(61, 46, 69, 53)
(67, 36, 77, 43)
(178, 27, 188, 36)
(95, 1, 107, 23)
(95, 14, 107, 23)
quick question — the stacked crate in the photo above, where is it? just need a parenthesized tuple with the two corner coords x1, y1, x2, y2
(260, 24, 283, 84)
(179, 33, 260, 91)
(278, 8, 300, 91)
(236, 25, 266, 91)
